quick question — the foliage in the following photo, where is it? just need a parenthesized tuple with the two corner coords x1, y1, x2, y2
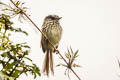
(0, 14, 28, 35)
(0, 71, 14, 80)
(57, 47, 80, 79)
(0, 0, 28, 22)
(0, 14, 40, 80)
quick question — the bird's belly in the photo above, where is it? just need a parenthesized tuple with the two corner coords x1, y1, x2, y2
(48, 28, 61, 44)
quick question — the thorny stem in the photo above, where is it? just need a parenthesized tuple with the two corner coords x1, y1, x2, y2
(10, 0, 81, 80)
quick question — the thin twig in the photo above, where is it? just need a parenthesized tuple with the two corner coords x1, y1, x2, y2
(8, 54, 25, 76)
(8, 63, 18, 76)
(9, 0, 81, 80)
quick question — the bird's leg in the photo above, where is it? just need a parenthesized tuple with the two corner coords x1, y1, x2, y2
(54, 46, 58, 54)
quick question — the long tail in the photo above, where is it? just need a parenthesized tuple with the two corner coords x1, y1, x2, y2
(43, 50, 49, 76)
(50, 50, 54, 75)
(43, 50, 54, 76)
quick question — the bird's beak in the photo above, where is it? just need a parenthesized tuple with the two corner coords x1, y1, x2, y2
(58, 17, 62, 19)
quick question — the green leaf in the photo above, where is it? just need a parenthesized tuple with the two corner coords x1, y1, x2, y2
(24, 57, 32, 62)
(23, 50, 29, 55)
(65, 53, 70, 59)
(74, 50, 79, 58)
(72, 63, 80, 67)
(11, 69, 22, 77)
(15, 1, 20, 7)
(9, 27, 28, 35)
(6, 21, 13, 26)
(70, 47, 74, 55)
(0, 18, 5, 24)
(0, 45, 5, 51)
(8, 33, 11, 36)
(56, 64, 67, 67)
(4, 62, 15, 71)
(16, 44, 21, 47)
(32, 64, 41, 76)
(23, 45, 30, 48)
(22, 31, 28, 35)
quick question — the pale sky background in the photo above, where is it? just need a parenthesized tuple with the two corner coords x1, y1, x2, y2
(1, 0, 120, 80)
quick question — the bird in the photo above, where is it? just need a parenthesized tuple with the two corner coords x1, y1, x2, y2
(41, 15, 63, 76)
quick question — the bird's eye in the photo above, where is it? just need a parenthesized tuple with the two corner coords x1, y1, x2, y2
(50, 17, 55, 20)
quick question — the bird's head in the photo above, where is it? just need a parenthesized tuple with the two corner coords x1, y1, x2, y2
(44, 15, 62, 23)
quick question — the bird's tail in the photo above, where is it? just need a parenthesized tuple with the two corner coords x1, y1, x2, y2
(43, 50, 54, 76)
(50, 50, 54, 75)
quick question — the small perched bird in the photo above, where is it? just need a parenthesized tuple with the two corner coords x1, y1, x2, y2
(41, 15, 63, 76)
